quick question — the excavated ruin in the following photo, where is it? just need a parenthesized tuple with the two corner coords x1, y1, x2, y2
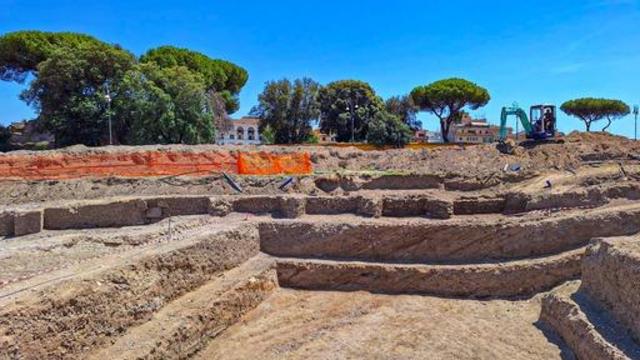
(1, 133, 640, 359)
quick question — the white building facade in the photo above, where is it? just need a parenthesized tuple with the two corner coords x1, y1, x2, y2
(413, 129, 443, 143)
(217, 117, 262, 145)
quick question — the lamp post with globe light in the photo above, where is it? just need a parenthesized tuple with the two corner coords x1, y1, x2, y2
(345, 101, 358, 143)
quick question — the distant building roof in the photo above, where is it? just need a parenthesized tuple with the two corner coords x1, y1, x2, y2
(468, 122, 491, 127)
(456, 115, 492, 128)
(232, 116, 260, 127)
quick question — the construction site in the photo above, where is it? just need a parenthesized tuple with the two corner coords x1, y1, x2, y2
(0, 131, 637, 359)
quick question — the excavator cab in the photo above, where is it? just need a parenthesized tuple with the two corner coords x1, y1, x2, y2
(497, 103, 562, 153)
(529, 105, 556, 139)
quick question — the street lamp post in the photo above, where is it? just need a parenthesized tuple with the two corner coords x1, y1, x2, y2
(633, 105, 639, 141)
(346, 101, 358, 143)
(105, 83, 113, 146)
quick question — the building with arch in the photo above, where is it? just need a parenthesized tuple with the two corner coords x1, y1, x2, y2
(217, 117, 262, 145)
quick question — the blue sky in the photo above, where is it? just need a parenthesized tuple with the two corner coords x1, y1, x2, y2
(1, 0, 639, 136)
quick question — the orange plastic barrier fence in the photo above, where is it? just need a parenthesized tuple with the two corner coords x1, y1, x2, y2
(0, 150, 312, 180)
(237, 151, 312, 175)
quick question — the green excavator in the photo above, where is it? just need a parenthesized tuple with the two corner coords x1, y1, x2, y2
(497, 103, 561, 153)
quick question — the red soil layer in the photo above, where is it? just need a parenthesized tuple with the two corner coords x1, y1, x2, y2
(0, 150, 312, 180)
(238, 152, 312, 176)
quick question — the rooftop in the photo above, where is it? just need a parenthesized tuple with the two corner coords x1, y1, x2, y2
(231, 117, 260, 127)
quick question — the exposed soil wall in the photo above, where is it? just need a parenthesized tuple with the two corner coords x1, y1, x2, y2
(0, 226, 260, 360)
(260, 205, 640, 263)
(89, 256, 278, 360)
(0, 212, 14, 236)
(581, 237, 640, 343)
(44, 199, 149, 230)
(305, 196, 382, 217)
(12, 210, 43, 236)
(382, 195, 452, 219)
(146, 196, 213, 217)
(276, 248, 582, 298)
(540, 282, 640, 360)
(0, 150, 311, 180)
(2, 185, 639, 238)
(453, 197, 506, 215)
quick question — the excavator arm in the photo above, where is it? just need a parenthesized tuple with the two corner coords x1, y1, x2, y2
(499, 106, 532, 141)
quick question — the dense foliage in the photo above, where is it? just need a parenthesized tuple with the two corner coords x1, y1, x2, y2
(20, 40, 135, 146)
(318, 80, 385, 142)
(260, 124, 276, 144)
(0, 125, 11, 152)
(117, 64, 215, 144)
(305, 131, 320, 144)
(366, 111, 412, 148)
(251, 78, 321, 144)
(560, 98, 630, 132)
(140, 46, 248, 113)
(206, 90, 234, 137)
(411, 78, 490, 142)
(0, 31, 247, 147)
(0, 30, 113, 83)
(385, 95, 421, 131)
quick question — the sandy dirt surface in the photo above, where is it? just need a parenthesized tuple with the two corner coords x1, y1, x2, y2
(2, 131, 639, 359)
(2, 132, 637, 174)
(0, 215, 217, 284)
(197, 289, 571, 360)
(0, 132, 639, 206)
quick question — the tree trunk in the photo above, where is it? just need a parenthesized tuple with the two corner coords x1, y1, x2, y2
(440, 120, 449, 143)
(602, 117, 612, 132)
(585, 121, 591, 132)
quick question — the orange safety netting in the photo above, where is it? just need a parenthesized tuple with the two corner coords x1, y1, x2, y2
(0, 150, 312, 180)
(237, 151, 312, 175)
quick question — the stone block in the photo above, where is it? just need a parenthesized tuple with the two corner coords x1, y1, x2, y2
(14, 209, 43, 236)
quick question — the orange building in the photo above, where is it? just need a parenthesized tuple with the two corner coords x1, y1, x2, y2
(449, 114, 512, 144)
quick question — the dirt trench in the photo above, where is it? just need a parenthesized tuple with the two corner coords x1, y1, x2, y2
(1, 132, 640, 359)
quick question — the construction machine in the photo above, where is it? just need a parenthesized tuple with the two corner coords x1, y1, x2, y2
(497, 103, 561, 154)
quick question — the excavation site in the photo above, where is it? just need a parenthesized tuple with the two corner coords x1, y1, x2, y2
(1, 132, 640, 359)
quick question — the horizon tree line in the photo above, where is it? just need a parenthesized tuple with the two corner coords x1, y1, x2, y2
(0, 30, 634, 150)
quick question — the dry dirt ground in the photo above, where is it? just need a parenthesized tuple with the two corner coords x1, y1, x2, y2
(1, 132, 639, 359)
(1, 132, 639, 205)
(198, 289, 570, 360)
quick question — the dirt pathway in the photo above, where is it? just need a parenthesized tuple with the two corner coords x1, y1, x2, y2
(197, 289, 571, 360)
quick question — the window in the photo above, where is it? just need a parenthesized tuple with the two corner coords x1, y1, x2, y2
(237, 126, 244, 141)
(230, 134, 235, 140)
(248, 127, 256, 141)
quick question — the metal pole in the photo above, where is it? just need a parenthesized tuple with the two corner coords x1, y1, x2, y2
(351, 110, 355, 143)
(350, 99, 355, 143)
(634, 105, 638, 141)
(107, 99, 112, 146)
(105, 83, 113, 145)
